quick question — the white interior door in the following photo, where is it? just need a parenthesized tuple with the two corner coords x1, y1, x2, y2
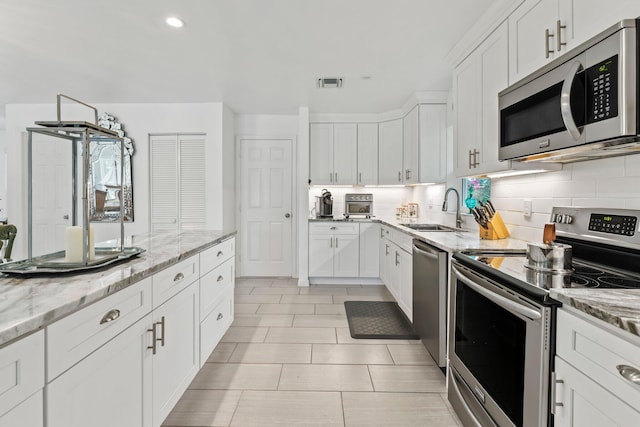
(240, 139, 292, 277)
(31, 134, 72, 256)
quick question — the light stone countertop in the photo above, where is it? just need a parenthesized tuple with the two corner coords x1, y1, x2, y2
(311, 217, 640, 338)
(0, 229, 235, 347)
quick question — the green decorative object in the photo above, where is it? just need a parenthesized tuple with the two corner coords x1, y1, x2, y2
(462, 177, 491, 213)
(0, 224, 17, 261)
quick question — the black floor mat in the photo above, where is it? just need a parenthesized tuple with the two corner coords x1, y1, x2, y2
(344, 301, 418, 339)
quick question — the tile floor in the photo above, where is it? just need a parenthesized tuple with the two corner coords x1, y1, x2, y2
(162, 278, 462, 427)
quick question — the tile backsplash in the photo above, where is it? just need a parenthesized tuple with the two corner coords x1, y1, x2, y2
(308, 155, 640, 242)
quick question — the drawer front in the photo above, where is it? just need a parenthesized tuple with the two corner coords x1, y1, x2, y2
(309, 222, 359, 235)
(47, 278, 152, 381)
(0, 330, 44, 418)
(200, 290, 234, 366)
(200, 258, 234, 320)
(388, 228, 413, 253)
(556, 308, 640, 409)
(153, 255, 200, 308)
(200, 237, 235, 277)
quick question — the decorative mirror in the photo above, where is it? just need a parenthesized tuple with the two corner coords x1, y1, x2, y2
(89, 113, 134, 222)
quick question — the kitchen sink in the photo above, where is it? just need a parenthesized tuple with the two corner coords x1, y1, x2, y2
(399, 223, 465, 232)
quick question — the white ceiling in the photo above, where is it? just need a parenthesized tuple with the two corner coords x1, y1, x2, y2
(0, 0, 497, 115)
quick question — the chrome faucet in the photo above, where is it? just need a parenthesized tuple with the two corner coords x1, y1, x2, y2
(442, 187, 462, 229)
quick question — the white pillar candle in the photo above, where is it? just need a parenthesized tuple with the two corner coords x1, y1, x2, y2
(65, 226, 95, 263)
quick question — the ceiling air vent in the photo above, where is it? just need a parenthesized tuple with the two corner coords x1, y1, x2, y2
(317, 77, 343, 88)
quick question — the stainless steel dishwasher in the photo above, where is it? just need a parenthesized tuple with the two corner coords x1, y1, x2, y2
(412, 239, 447, 367)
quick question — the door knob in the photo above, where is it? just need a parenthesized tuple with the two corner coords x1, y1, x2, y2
(285, 213, 291, 218)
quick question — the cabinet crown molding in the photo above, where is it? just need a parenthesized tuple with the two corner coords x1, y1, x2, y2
(446, 0, 523, 68)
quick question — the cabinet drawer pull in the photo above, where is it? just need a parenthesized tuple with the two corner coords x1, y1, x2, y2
(147, 324, 158, 355)
(217, 313, 224, 320)
(100, 309, 121, 325)
(157, 316, 166, 347)
(330, 226, 337, 230)
(616, 365, 640, 385)
(217, 251, 223, 257)
(217, 275, 224, 282)
(173, 272, 185, 282)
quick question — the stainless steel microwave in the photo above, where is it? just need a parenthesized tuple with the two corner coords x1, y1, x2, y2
(498, 19, 640, 163)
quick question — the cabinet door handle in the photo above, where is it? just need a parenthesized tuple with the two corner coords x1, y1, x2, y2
(217, 275, 224, 282)
(330, 237, 333, 248)
(329, 172, 333, 183)
(100, 309, 121, 325)
(217, 313, 224, 320)
(397, 171, 401, 182)
(335, 237, 339, 248)
(334, 172, 338, 183)
(545, 28, 555, 58)
(616, 364, 640, 385)
(468, 150, 473, 169)
(173, 272, 185, 282)
(147, 324, 158, 355)
(556, 20, 566, 52)
(359, 172, 362, 183)
(385, 244, 389, 255)
(395, 251, 400, 266)
(157, 316, 166, 347)
(550, 371, 564, 414)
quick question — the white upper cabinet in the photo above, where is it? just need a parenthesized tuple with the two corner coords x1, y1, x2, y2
(509, 0, 640, 84)
(403, 106, 419, 184)
(454, 21, 510, 177)
(357, 123, 379, 185)
(378, 119, 404, 185)
(419, 104, 447, 183)
(309, 123, 357, 185)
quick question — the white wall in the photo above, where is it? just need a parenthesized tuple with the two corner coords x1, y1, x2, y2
(6, 102, 230, 259)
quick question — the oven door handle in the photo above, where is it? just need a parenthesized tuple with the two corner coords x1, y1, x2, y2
(453, 266, 542, 321)
(560, 60, 584, 141)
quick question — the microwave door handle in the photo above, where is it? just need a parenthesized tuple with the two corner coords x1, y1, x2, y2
(452, 266, 541, 321)
(560, 60, 584, 140)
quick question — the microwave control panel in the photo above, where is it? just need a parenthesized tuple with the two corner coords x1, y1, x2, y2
(586, 55, 618, 123)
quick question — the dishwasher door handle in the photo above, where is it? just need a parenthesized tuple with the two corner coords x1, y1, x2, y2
(413, 244, 440, 260)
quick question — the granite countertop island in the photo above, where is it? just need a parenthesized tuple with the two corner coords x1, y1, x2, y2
(0, 229, 235, 347)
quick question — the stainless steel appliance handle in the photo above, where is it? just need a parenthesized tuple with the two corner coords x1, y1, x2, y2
(449, 369, 484, 427)
(413, 243, 439, 260)
(560, 61, 584, 140)
(453, 266, 542, 320)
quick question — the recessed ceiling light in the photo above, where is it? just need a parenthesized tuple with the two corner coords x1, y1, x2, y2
(166, 17, 185, 28)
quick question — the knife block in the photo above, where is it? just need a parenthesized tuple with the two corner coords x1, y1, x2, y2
(479, 212, 510, 240)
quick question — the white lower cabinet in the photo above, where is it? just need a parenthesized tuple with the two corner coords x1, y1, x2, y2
(359, 223, 380, 278)
(380, 229, 413, 321)
(309, 223, 360, 278)
(0, 331, 44, 427)
(47, 314, 153, 427)
(0, 391, 43, 427)
(553, 308, 640, 426)
(152, 282, 200, 426)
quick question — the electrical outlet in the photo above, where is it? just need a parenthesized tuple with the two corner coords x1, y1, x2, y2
(523, 199, 532, 217)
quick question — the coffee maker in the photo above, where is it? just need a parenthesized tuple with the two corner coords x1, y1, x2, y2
(314, 189, 333, 218)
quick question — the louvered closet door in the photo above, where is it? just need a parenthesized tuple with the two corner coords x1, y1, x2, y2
(150, 134, 206, 233)
(150, 135, 179, 232)
(178, 135, 206, 230)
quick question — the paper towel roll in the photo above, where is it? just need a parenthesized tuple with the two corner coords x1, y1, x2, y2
(65, 226, 95, 263)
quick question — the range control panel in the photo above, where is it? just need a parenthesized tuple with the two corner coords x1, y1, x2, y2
(589, 213, 637, 236)
(551, 207, 640, 247)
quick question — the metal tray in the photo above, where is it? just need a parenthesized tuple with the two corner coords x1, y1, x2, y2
(0, 247, 145, 275)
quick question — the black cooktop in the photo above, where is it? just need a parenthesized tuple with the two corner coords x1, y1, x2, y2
(464, 252, 640, 290)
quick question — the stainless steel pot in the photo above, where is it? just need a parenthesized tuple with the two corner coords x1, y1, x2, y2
(525, 242, 573, 288)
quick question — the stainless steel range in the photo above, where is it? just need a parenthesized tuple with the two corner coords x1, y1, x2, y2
(448, 207, 640, 427)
